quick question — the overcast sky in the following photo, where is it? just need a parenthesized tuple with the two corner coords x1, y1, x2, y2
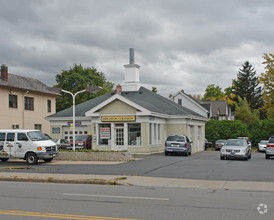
(1, 0, 273, 98)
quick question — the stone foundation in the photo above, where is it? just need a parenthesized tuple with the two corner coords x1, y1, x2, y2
(55, 152, 133, 161)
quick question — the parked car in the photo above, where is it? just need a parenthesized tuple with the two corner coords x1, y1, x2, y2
(215, 140, 226, 151)
(220, 139, 251, 160)
(265, 136, 274, 159)
(52, 139, 70, 150)
(258, 140, 268, 152)
(165, 134, 192, 156)
(238, 137, 252, 147)
(68, 135, 92, 149)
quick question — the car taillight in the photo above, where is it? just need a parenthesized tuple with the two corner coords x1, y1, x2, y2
(185, 143, 187, 147)
(165, 141, 167, 146)
(267, 144, 274, 148)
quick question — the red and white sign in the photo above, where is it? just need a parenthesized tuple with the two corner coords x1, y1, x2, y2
(100, 127, 110, 139)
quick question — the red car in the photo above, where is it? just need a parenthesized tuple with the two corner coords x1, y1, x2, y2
(68, 135, 92, 149)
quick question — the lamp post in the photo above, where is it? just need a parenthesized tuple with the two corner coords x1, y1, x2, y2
(61, 86, 102, 152)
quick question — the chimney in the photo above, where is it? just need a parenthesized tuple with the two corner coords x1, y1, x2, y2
(116, 84, 122, 95)
(129, 48, 134, 64)
(1, 64, 8, 81)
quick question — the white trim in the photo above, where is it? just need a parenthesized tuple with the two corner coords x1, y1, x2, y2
(85, 94, 151, 117)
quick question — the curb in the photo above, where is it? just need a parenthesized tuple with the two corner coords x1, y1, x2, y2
(1, 172, 274, 192)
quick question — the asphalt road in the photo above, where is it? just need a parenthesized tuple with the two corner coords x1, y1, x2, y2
(0, 181, 273, 220)
(0, 151, 274, 182)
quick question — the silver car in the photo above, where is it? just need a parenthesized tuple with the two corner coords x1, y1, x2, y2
(220, 139, 251, 160)
(258, 140, 268, 152)
(165, 135, 192, 156)
(215, 140, 226, 150)
(265, 136, 274, 159)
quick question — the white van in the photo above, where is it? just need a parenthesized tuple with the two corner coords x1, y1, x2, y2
(0, 129, 58, 165)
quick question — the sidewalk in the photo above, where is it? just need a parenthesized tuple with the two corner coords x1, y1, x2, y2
(1, 172, 274, 192)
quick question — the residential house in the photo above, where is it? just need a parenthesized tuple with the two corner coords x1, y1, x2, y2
(171, 89, 210, 118)
(0, 64, 60, 134)
(199, 100, 233, 120)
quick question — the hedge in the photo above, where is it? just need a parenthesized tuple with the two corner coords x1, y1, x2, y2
(205, 120, 248, 145)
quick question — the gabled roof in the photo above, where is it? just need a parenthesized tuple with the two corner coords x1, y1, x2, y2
(173, 89, 208, 113)
(0, 73, 60, 96)
(199, 100, 228, 116)
(48, 87, 206, 119)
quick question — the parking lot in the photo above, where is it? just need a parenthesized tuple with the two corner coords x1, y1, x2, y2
(0, 150, 273, 182)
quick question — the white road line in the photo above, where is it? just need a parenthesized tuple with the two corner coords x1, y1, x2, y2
(63, 193, 170, 201)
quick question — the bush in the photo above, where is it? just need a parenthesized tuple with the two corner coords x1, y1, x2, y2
(248, 120, 274, 147)
(205, 120, 248, 145)
(206, 119, 274, 147)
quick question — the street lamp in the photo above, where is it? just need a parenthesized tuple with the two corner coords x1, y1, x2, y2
(61, 86, 102, 151)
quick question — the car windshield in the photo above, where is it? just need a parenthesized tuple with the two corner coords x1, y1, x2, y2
(260, 140, 268, 144)
(51, 139, 58, 143)
(75, 136, 87, 141)
(167, 136, 185, 142)
(27, 131, 48, 141)
(225, 140, 246, 147)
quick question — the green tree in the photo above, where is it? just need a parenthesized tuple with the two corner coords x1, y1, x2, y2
(152, 87, 158, 93)
(232, 61, 263, 110)
(55, 64, 114, 112)
(259, 53, 274, 119)
(202, 84, 225, 101)
(235, 97, 259, 124)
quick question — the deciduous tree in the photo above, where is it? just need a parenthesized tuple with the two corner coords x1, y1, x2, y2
(259, 53, 274, 119)
(55, 64, 114, 112)
(202, 84, 225, 101)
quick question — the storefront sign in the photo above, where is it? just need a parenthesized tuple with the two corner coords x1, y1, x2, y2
(101, 116, 136, 122)
(67, 121, 82, 126)
(100, 127, 111, 139)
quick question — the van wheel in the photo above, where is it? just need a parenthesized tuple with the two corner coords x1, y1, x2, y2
(0, 158, 9, 162)
(44, 158, 53, 163)
(26, 153, 38, 165)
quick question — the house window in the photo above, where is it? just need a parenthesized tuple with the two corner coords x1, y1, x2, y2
(34, 124, 42, 130)
(178, 99, 182, 105)
(128, 123, 141, 146)
(9, 94, 18, 108)
(47, 100, 51, 112)
(25, 97, 34, 111)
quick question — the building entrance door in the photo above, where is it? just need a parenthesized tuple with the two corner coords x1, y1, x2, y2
(113, 124, 126, 151)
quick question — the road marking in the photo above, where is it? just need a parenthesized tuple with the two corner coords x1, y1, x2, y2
(63, 193, 170, 201)
(0, 210, 136, 220)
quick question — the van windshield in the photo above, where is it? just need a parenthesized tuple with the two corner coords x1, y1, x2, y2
(27, 131, 48, 141)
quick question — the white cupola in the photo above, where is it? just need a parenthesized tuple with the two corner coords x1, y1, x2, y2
(121, 48, 141, 91)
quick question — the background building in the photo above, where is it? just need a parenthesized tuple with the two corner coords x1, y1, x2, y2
(0, 64, 59, 134)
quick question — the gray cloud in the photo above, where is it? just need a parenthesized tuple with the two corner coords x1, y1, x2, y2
(0, 0, 273, 98)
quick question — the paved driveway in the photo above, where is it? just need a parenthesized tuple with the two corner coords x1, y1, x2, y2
(0, 151, 273, 182)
